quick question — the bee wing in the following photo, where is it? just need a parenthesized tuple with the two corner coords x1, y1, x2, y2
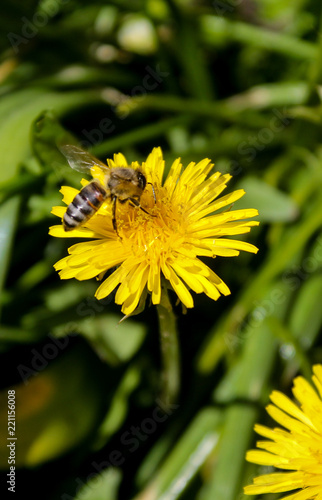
(59, 145, 110, 174)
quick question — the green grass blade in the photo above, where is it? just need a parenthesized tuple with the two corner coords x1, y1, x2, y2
(133, 408, 222, 500)
(201, 16, 317, 60)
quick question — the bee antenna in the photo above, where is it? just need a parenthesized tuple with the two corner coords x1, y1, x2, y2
(147, 182, 156, 203)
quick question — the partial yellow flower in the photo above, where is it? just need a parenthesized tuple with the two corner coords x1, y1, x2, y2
(49, 147, 259, 315)
(245, 365, 322, 500)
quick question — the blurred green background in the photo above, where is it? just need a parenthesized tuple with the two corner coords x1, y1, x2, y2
(1, 1, 322, 499)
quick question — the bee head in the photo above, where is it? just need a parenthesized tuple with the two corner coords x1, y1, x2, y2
(137, 171, 147, 191)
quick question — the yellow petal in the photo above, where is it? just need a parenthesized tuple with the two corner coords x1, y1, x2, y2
(210, 238, 259, 254)
(60, 185, 79, 204)
(246, 450, 289, 467)
(51, 206, 66, 218)
(49, 225, 102, 239)
(148, 264, 161, 304)
(115, 262, 146, 303)
(162, 260, 194, 308)
(244, 471, 305, 496)
(175, 159, 214, 201)
(89, 165, 106, 185)
(54, 256, 69, 271)
(188, 208, 259, 232)
(188, 188, 244, 219)
(107, 152, 128, 169)
(266, 405, 308, 434)
(95, 266, 127, 300)
(163, 157, 183, 198)
(143, 147, 164, 185)
(312, 364, 322, 399)
(171, 260, 221, 301)
(293, 375, 322, 408)
(184, 172, 230, 209)
(119, 265, 149, 315)
(270, 390, 315, 429)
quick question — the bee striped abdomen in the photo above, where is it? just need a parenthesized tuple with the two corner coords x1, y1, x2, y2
(63, 181, 108, 231)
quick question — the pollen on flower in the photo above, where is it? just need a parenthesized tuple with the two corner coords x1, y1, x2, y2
(49, 147, 259, 315)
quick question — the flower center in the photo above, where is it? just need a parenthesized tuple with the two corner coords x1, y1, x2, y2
(118, 187, 187, 258)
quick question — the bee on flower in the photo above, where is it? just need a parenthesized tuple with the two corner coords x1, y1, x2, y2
(49, 147, 259, 316)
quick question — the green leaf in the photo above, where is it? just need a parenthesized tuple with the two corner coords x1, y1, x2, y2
(134, 408, 222, 500)
(79, 314, 147, 365)
(0, 198, 20, 316)
(0, 341, 105, 467)
(290, 271, 322, 348)
(235, 176, 299, 222)
(93, 363, 141, 449)
(0, 326, 44, 347)
(197, 405, 257, 500)
(200, 15, 317, 60)
(30, 109, 78, 170)
(74, 468, 122, 500)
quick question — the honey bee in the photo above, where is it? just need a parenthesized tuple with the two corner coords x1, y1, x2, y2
(59, 145, 155, 235)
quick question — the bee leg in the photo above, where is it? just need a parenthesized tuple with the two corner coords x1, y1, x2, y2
(129, 198, 156, 217)
(112, 196, 122, 239)
(128, 198, 140, 209)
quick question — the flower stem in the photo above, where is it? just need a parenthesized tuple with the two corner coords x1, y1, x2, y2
(156, 281, 180, 407)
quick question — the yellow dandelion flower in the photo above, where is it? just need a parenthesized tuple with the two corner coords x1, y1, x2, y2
(49, 147, 259, 315)
(244, 364, 322, 499)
